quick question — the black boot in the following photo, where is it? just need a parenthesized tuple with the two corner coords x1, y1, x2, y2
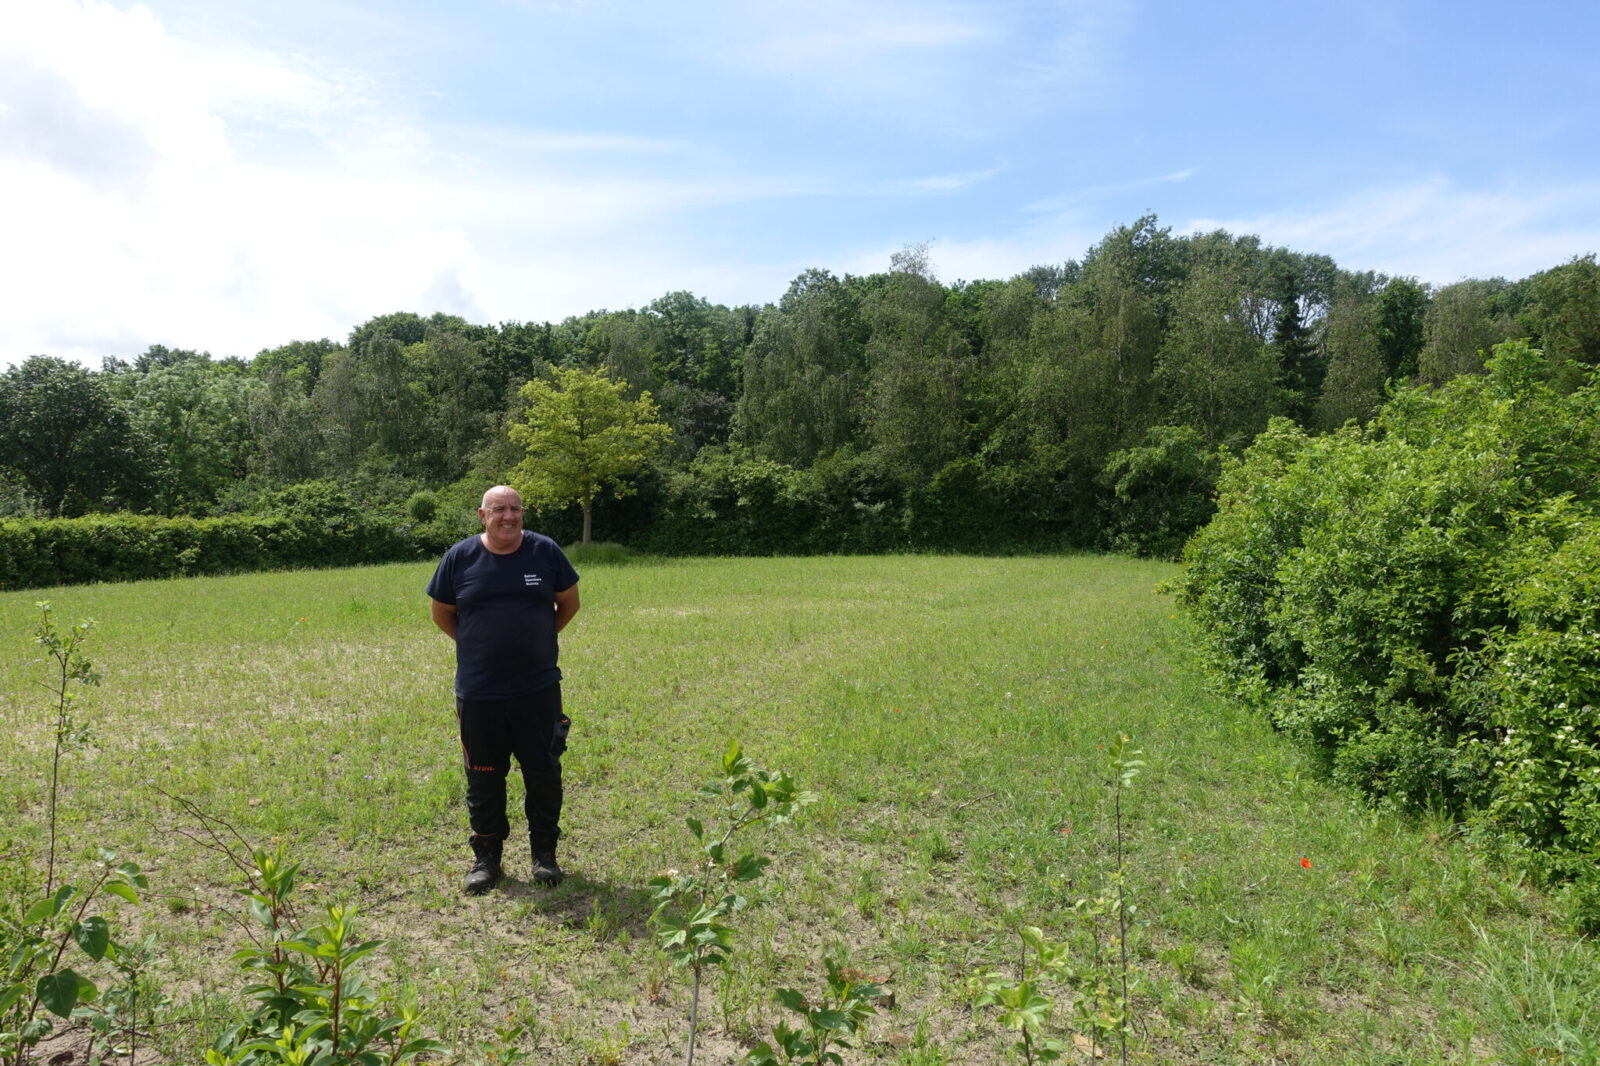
(465, 834, 503, 895)
(531, 844, 563, 886)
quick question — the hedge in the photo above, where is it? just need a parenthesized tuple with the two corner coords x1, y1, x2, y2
(0, 513, 418, 590)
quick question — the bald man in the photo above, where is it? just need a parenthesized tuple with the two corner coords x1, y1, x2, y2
(428, 485, 580, 893)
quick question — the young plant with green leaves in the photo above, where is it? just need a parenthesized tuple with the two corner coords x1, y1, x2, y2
(208, 900, 440, 1066)
(970, 926, 1074, 1065)
(2, 603, 154, 1065)
(32, 602, 100, 897)
(745, 960, 886, 1066)
(1070, 734, 1144, 1064)
(73, 929, 164, 1065)
(972, 734, 1145, 1065)
(170, 799, 447, 1066)
(1105, 732, 1144, 1065)
(649, 742, 815, 1066)
(0, 849, 151, 1066)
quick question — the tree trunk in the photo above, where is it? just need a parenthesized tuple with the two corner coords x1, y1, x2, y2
(581, 502, 592, 545)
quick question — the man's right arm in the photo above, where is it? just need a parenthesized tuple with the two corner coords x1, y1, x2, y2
(430, 598, 458, 641)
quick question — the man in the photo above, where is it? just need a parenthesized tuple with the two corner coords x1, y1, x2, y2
(427, 485, 580, 893)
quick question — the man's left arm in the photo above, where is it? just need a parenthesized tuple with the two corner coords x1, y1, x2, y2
(554, 583, 580, 633)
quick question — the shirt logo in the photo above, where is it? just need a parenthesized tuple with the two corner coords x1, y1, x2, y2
(524, 574, 541, 587)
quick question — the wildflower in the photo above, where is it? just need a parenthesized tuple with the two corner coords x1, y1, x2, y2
(1300, 857, 1312, 869)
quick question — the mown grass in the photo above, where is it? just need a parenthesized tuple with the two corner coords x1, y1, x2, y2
(2, 555, 1597, 1064)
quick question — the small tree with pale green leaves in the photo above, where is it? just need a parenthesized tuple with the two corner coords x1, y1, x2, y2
(509, 366, 671, 545)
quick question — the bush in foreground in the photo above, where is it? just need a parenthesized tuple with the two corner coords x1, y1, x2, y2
(1177, 341, 1600, 909)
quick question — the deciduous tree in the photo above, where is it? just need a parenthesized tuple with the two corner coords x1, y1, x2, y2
(1418, 278, 1514, 385)
(1375, 276, 1429, 380)
(509, 367, 672, 544)
(0, 357, 152, 516)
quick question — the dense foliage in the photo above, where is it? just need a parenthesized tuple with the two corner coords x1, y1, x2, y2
(1177, 341, 1600, 910)
(2, 218, 1597, 574)
(509, 366, 673, 545)
(0, 503, 416, 589)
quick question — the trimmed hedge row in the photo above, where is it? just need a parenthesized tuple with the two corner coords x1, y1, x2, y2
(0, 513, 419, 590)
(1, 435, 1219, 590)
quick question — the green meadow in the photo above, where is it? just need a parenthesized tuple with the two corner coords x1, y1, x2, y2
(3, 555, 1597, 1064)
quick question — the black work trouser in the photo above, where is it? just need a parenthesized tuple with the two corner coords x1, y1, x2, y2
(455, 684, 569, 850)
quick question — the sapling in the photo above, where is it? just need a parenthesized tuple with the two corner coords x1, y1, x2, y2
(1073, 734, 1144, 1065)
(1, 604, 153, 1066)
(1107, 733, 1143, 1066)
(745, 959, 887, 1066)
(970, 926, 1072, 1065)
(649, 742, 815, 1066)
(75, 930, 165, 1066)
(971, 733, 1145, 1066)
(0, 850, 150, 1066)
(32, 602, 100, 898)
(164, 793, 447, 1065)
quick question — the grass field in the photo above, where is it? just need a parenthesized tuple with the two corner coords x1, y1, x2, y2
(2, 555, 1597, 1064)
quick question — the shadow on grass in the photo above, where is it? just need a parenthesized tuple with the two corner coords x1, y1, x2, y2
(495, 871, 658, 939)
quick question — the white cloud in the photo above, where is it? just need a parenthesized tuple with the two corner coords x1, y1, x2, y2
(0, 0, 791, 363)
(1023, 167, 1196, 215)
(695, 0, 1127, 128)
(1186, 176, 1600, 284)
(4, 0, 1591, 371)
(1, 5, 1051, 365)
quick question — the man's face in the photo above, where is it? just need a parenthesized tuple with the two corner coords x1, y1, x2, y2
(478, 490, 524, 541)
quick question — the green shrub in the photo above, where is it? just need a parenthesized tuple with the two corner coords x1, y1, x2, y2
(0, 512, 417, 590)
(633, 447, 1077, 557)
(406, 490, 439, 523)
(797, 447, 904, 553)
(1178, 340, 1600, 877)
(1098, 424, 1220, 559)
(904, 457, 993, 550)
(563, 541, 644, 566)
(1171, 416, 1327, 697)
(1471, 502, 1600, 884)
(637, 450, 824, 556)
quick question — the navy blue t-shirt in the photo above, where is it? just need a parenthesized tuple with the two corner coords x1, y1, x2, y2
(426, 531, 579, 700)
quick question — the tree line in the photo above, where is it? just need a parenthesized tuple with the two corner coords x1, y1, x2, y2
(3, 216, 1596, 556)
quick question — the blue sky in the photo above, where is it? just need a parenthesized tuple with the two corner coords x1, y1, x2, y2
(3, 0, 1597, 366)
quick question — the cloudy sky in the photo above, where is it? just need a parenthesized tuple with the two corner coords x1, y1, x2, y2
(3, 0, 1597, 366)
